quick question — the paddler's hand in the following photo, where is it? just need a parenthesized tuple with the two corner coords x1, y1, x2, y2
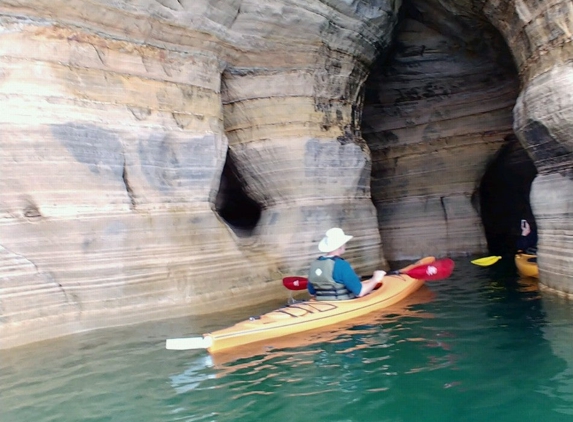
(521, 220, 531, 236)
(373, 270, 386, 283)
(358, 271, 386, 297)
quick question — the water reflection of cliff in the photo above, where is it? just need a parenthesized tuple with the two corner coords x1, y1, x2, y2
(538, 292, 573, 413)
(482, 267, 573, 415)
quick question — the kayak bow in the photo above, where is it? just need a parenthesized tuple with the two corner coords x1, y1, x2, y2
(515, 253, 538, 278)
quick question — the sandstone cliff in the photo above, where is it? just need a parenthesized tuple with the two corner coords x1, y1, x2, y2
(0, 0, 572, 348)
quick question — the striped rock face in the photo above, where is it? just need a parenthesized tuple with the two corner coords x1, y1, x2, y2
(1, 0, 572, 348)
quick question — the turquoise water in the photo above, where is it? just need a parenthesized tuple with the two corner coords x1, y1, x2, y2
(1, 259, 573, 422)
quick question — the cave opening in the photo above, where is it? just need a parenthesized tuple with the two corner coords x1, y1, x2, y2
(215, 151, 262, 236)
(479, 135, 538, 256)
(359, 0, 532, 259)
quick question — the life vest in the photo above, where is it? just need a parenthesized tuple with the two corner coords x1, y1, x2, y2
(309, 257, 355, 301)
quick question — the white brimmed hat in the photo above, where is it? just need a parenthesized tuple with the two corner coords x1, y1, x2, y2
(318, 228, 353, 253)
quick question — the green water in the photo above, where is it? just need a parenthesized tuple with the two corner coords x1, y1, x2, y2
(1, 259, 573, 422)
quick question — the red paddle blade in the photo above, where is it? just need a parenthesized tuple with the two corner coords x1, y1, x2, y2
(403, 258, 455, 281)
(283, 276, 309, 291)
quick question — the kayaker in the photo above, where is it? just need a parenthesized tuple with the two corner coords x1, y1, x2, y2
(308, 228, 386, 300)
(517, 219, 537, 254)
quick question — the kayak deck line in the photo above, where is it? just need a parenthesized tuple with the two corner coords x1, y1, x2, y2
(276, 301, 338, 316)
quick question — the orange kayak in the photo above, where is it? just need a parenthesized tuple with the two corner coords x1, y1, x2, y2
(166, 256, 437, 353)
(515, 253, 538, 278)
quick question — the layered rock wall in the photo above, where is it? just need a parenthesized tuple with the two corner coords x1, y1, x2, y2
(364, 0, 573, 295)
(218, 0, 399, 270)
(484, 0, 573, 294)
(0, 0, 398, 348)
(1, 0, 573, 349)
(0, 2, 257, 348)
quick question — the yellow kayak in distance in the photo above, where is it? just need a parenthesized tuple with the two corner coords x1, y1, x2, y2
(166, 256, 454, 354)
(515, 253, 538, 278)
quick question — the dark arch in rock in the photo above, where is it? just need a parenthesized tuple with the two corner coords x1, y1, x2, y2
(479, 136, 538, 256)
(361, 0, 527, 259)
(215, 151, 262, 236)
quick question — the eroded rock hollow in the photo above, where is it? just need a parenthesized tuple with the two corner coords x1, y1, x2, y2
(1, 0, 572, 348)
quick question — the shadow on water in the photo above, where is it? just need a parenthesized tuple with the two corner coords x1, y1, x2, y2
(1, 258, 573, 422)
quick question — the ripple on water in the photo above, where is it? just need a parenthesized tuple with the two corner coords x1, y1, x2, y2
(1, 259, 573, 422)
